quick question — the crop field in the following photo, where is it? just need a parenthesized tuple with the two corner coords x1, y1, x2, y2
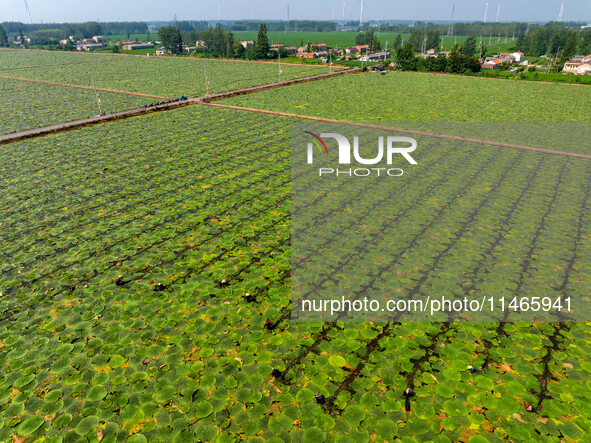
(2, 44, 591, 443)
(0, 49, 116, 70)
(1, 100, 591, 441)
(222, 71, 591, 124)
(231, 31, 517, 54)
(0, 78, 154, 134)
(1, 50, 327, 97)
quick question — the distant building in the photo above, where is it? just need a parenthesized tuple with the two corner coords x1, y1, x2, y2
(270, 43, 284, 51)
(182, 46, 196, 53)
(563, 60, 591, 75)
(156, 47, 166, 55)
(122, 42, 154, 50)
(240, 40, 254, 49)
(481, 59, 502, 70)
(92, 36, 104, 43)
(295, 52, 318, 59)
(360, 51, 391, 61)
(315, 43, 328, 51)
(196, 40, 205, 47)
(284, 45, 297, 54)
(511, 51, 524, 62)
(77, 41, 105, 51)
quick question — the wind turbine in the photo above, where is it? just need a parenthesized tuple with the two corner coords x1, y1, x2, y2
(557, 1, 564, 22)
(483, 3, 489, 23)
(359, 0, 364, 26)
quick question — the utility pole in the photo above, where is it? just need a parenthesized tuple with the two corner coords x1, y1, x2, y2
(285, 5, 289, 34)
(278, 51, 282, 81)
(90, 74, 102, 115)
(203, 63, 210, 94)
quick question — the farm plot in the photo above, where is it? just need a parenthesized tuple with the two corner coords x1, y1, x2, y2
(0, 78, 154, 134)
(0, 49, 116, 70)
(1, 104, 591, 441)
(2, 51, 327, 97)
(221, 71, 591, 122)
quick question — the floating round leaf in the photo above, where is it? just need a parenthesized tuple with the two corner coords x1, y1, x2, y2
(86, 386, 107, 402)
(194, 400, 214, 419)
(343, 405, 366, 427)
(74, 415, 100, 435)
(16, 416, 45, 437)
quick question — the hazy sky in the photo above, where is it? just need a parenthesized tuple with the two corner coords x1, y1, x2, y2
(1, 0, 590, 24)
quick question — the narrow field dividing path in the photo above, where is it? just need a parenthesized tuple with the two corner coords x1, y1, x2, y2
(0, 75, 170, 99)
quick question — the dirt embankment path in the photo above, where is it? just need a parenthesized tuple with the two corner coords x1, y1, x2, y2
(0, 75, 170, 99)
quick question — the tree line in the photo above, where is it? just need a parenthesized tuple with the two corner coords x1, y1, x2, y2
(158, 24, 272, 60)
(1, 21, 147, 40)
(225, 20, 336, 32)
(361, 21, 587, 37)
(516, 26, 591, 58)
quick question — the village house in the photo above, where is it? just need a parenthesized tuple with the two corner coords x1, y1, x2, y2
(284, 46, 297, 54)
(360, 51, 391, 61)
(239, 40, 254, 49)
(77, 38, 105, 51)
(122, 41, 154, 50)
(295, 52, 318, 59)
(156, 47, 166, 55)
(481, 59, 502, 70)
(563, 59, 591, 75)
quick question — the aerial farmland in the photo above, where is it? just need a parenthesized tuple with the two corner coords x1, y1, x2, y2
(1, 15, 591, 442)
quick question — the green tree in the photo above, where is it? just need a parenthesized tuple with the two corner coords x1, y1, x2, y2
(0, 25, 8, 47)
(562, 32, 578, 61)
(460, 35, 477, 57)
(158, 26, 183, 54)
(581, 29, 591, 55)
(61, 39, 75, 51)
(233, 38, 245, 58)
(256, 23, 269, 59)
(408, 29, 423, 52)
(515, 33, 525, 51)
(355, 28, 381, 51)
(425, 30, 440, 51)
(393, 33, 402, 50)
(396, 42, 417, 70)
